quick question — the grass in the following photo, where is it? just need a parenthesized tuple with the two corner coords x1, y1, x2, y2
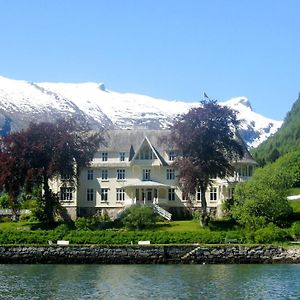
(155, 220, 203, 232)
(288, 187, 300, 196)
(289, 200, 300, 214)
(154, 219, 237, 232)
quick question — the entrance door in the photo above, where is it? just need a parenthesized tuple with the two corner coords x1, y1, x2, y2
(147, 189, 152, 202)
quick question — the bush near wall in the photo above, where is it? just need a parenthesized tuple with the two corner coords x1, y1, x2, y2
(0, 226, 294, 245)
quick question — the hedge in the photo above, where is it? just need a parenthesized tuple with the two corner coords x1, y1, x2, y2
(0, 229, 235, 245)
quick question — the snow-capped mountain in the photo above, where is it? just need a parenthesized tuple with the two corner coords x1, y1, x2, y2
(0, 76, 282, 148)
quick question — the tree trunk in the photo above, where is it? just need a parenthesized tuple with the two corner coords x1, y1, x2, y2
(199, 182, 209, 227)
(8, 191, 19, 222)
(43, 172, 54, 224)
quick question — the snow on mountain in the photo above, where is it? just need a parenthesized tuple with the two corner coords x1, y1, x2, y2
(222, 97, 283, 147)
(0, 75, 282, 148)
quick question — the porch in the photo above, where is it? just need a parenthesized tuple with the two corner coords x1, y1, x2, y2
(123, 179, 171, 206)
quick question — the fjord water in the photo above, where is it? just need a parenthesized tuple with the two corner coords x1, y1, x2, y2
(0, 264, 299, 299)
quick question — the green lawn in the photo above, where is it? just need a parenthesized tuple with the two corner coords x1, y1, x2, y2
(288, 187, 300, 196)
(289, 200, 300, 214)
(155, 220, 203, 232)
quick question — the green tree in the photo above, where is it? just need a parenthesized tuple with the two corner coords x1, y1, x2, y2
(170, 100, 244, 226)
(0, 118, 104, 224)
(232, 163, 292, 230)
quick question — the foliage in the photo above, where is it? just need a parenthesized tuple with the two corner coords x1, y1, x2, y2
(75, 213, 112, 231)
(290, 222, 300, 239)
(232, 164, 293, 230)
(0, 118, 104, 224)
(75, 217, 96, 230)
(0, 194, 9, 209)
(170, 99, 244, 226)
(289, 200, 300, 214)
(122, 205, 156, 230)
(254, 224, 289, 244)
(252, 94, 300, 165)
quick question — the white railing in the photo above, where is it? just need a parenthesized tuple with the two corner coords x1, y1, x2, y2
(153, 204, 172, 221)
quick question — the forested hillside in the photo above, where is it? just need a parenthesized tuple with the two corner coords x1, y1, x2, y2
(252, 94, 300, 165)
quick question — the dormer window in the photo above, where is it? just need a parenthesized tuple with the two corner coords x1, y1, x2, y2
(169, 151, 175, 161)
(139, 145, 153, 160)
(102, 152, 108, 161)
(120, 152, 125, 161)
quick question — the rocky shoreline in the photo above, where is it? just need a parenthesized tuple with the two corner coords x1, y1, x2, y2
(0, 245, 300, 264)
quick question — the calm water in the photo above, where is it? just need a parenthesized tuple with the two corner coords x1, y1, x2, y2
(0, 264, 300, 299)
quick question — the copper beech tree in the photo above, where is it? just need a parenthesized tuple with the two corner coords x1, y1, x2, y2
(0, 118, 104, 223)
(170, 100, 244, 226)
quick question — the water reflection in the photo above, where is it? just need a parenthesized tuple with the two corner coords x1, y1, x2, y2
(0, 264, 299, 299)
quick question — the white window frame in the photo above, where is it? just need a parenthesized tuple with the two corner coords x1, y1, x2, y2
(116, 188, 125, 202)
(120, 152, 125, 161)
(168, 188, 175, 201)
(196, 187, 202, 202)
(102, 152, 108, 161)
(87, 169, 93, 181)
(166, 169, 175, 180)
(142, 169, 151, 181)
(101, 188, 108, 202)
(101, 169, 108, 181)
(87, 188, 94, 202)
(169, 151, 175, 161)
(60, 187, 73, 201)
(117, 169, 126, 180)
(210, 187, 218, 202)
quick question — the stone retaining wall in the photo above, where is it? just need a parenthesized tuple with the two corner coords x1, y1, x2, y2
(0, 245, 299, 264)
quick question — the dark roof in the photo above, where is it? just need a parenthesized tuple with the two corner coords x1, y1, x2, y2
(100, 129, 171, 152)
(99, 129, 257, 165)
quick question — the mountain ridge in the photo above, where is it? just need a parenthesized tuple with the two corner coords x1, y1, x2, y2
(0, 75, 282, 148)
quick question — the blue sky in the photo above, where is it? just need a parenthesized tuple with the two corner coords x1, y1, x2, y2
(0, 0, 299, 120)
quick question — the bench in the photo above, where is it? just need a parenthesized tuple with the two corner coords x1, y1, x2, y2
(138, 240, 151, 245)
(57, 240, 69, 246)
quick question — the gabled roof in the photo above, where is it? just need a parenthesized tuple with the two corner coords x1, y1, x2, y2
(98, 129, 256, 165)
(100, 129, 171, 152)
(130, 136, 164, 165)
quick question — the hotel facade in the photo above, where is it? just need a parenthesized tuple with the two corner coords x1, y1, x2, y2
(50, 129, 257, 220)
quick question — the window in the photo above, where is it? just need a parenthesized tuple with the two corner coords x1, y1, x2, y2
(120, 152, 125, 161)
(169, 151, 175, 161)
(117, 169, 125, 180)
(87, 169, 93, 180)
(166, 169, 175, 180)
(60, 187, 73, 201)
(248, 165, 253, 177)
(142, 169, 151, 181)
(139, 145, 153, 160)
(168, 188, 175, 201)
(101, 188, 108, 202)
(101, 169, 108, 180)
(61, 174, 71, 181)
(87, 189, 94, 201)
(102, 152, 108, 161)
(210, 187, 217, 201)
(196, 187, 202, 202)
(116, 188, 125, 201)
(182, 192, 189, 202)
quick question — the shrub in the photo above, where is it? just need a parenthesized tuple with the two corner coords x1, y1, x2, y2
(122, 205, 156, 230)
(254, 224, 289, 243)
(0, 194, 9, 209)
(75, 217, 94, 230)
(290, 221, 300, 240)
(19, 213, 32, 222)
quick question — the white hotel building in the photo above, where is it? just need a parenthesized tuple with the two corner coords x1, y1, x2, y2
(51, 129, 257, 220)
